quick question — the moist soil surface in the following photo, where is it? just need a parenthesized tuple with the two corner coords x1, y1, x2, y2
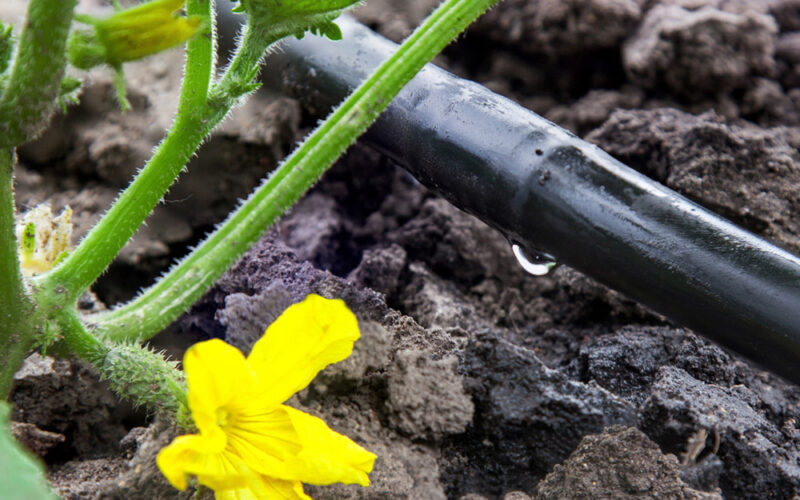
(5, 0, 800, 498)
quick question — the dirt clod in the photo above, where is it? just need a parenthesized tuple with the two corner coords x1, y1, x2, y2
(641, 366, 800, 498)
(440, 333, 637, 498)
(475, 0, 643, 58)
(623, 5, 777, 97)
(536, 426, 722, 500)
(12, 353, 128, 457)
(386, 350, 474, 441)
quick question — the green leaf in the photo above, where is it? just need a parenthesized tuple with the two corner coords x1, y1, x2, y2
(309, 20, 343, 41)
(0, 402, 59, 500)
(242, 0, 359, 40)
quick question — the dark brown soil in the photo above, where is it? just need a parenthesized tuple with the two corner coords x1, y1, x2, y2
(5, 0, 800, 499)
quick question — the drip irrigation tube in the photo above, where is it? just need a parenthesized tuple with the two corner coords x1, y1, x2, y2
(218, 9, 800, 385)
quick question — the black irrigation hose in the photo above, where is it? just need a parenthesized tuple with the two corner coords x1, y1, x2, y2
(218, 9, 800, 385)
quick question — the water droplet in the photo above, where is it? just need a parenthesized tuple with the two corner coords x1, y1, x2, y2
(512, 243, 557, 276)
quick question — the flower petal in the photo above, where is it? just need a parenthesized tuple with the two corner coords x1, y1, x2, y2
(224, 406, 302, 477)
(156, 434, 253, 492)
(226, 403, 374, 486)
(216, 477, 311, 500)
(184, 339, 256, 449)
(283, 406, 376, 486)
(247, 294, 359, 406)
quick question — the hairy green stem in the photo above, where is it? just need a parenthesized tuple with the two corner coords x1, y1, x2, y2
(181, 0, 216, 113)
(0, 149, 36, 399)
(57, 309, 108, 364)
(0, 149, 23, 325)
(0, 0, 77, 147)
(36, 0, 217, 304)
(36, 3, 299, 305)
(56, 309, 186, 413)
(93, 0, 501, 341)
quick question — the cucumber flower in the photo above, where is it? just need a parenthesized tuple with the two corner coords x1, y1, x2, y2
(69, 0, 203, 69)
(157, 295, 376, 499)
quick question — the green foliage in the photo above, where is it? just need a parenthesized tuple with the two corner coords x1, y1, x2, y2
(0, 402, 58, 500)
(57, 76, 82, 113)
(235, 0, 358, 41)
(66, 28, 106, 70)
(301, 20, 343, 40)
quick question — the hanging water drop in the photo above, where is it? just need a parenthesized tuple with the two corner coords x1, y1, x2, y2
(512, 243, 556, 276)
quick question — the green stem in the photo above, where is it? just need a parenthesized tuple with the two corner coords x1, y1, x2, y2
(35, 0, 217, 304)
(56, 309, 108, 364)
(93, 0, 501, 341)
(181, 0, 216, 113)
(0, 0, 77, 148)
(0, 148, 37, 399)
(0, 149, 23, 317)
(213, 21, 265, 95)
(56, 308, 186, 413)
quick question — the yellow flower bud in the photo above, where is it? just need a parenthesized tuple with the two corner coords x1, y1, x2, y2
(69, 0, 204, 69)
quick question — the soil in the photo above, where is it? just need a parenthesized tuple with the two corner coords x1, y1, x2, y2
(4, 0, 800, 499)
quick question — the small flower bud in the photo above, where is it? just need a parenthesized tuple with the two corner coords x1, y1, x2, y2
(68, 0, 204, 70)
(16, 203, 73, 276)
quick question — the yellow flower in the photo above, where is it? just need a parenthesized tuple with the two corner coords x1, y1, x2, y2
(157, 295, 376, 499)
(70, 0, 204, 69)
(97, 0, 203, 65)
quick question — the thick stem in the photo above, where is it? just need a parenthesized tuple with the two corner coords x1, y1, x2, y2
(0, 148, 36, 399)
(35, 0, 216, 304)
(0, 0, 77, 147)
(92, 0, 501, 341)
(54, 308, 187, 414)
(56, 309, 186, 413)
(0, 149, 24, 322)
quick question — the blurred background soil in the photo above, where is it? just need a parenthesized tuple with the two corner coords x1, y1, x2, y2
(4, 0, 800, 498)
